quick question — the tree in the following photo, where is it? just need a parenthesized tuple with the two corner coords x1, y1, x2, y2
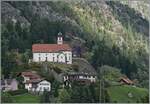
(140, 93, 149, 103)
(69, 84, 96, 103)
(52, 80, 60, 97)
(57, 88, 71, 103)
(40, 90, 51, 103)
(98, 65, 122, 81)
(16, 76, 24, 89)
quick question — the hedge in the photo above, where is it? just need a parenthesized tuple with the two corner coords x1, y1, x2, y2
(8, 89, 28, 96)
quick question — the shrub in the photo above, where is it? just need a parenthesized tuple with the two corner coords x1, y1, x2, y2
(8, 89, 28, 96)
(71, 63, 79, 72)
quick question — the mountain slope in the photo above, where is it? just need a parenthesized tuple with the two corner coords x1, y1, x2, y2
(1, 0, 149, 88)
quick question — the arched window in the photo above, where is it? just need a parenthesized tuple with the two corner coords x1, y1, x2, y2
(58, 53, 66, 63)
(39, 57, 41, 61)
(45, 53, 48, 61)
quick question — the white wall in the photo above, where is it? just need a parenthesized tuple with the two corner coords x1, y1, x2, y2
(57, 37, 63, 44)
(87, 76, 96, 82)
(63, 51, 72, 64)
(25, 80, 51, 92)
(25, 83, 32, 90)
(33, 51, 72, 64)
(63, 75, 96, 82)
(22, 76, 30, 83)
(36, 80, 51, 92)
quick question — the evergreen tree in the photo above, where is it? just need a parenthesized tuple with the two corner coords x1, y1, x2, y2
(40, 90, 51, 103)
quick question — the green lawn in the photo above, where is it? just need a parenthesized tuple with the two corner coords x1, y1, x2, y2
(13, 93, 40, 103)
(107, 85, 148, 103)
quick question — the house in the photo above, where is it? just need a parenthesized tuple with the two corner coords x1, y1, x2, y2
(1, 79, 18, 92)
(62, 58, 97, 87)
(32, 32, 72, 64)
(119, 77, 134, 85)
(63, 72, 97, 86)
(25, 80, 51, 92)
(63, 72, 97, 83)
(21, 71, 51, 92)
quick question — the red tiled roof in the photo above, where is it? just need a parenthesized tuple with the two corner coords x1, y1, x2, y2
(32, 44, 72, 52)
(22, 71, 41, 79)
(22, 71, 44, 84)
(25, 79, 43, 84)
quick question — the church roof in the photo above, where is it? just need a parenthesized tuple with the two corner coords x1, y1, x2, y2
(32, 44, 71, 52)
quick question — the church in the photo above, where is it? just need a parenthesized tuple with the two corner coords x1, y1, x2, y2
(32, 32, 72, 64)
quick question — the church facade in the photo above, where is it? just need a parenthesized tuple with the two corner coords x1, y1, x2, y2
(32, 32, 72, 64)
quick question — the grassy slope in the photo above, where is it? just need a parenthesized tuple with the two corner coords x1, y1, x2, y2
(107, 85, 148, 103)
(13, 93, 40, 103)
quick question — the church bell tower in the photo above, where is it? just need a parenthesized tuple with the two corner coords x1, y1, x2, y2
(57, 32, 63, 44)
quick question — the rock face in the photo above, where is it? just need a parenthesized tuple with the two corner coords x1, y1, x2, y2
(2, 1, 80, 30)
(2, 1, 148, 36)
(1, 2, 30, 28)
(72, 58, 97, 75)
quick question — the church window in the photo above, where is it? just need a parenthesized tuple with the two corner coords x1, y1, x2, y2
(46, 57, 47, 61)
(53, 55, 55, 61)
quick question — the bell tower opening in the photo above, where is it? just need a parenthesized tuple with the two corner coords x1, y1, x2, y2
(57, 32, 63, 44)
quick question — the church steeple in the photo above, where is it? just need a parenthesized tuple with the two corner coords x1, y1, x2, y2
(57, 32, 63, 44)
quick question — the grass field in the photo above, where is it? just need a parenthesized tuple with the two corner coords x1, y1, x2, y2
(13, 93, 40, 103)
(107, 85, 148, 103)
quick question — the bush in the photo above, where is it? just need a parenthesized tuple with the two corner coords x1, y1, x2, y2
(8, 89, 28, 96)
(71, 63, 79, 72)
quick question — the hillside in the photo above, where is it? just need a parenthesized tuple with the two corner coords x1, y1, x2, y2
(3, 0, 149, 88)
(107, 85, 148, 103)
(1, 0, 149, 103)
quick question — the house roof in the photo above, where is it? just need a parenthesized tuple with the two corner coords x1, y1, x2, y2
(119, 77, 133, 84)
(22, 71, 41, 79)
(25, 79, 43, 84)
(32, 44, 71, 53)
(21, 71, 47, 84)
(64, 72, 96, 76)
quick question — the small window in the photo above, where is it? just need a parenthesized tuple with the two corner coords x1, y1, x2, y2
(46, 57, 47, 61)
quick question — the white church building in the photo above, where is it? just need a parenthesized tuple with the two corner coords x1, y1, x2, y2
(32, 32, 72, 64)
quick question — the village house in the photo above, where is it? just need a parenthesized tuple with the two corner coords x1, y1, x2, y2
(32, 32, 72, 64)
(62, 58, 97, 87)
(63, 72, 97, 87)
(63, 72, 97, 82)
(21, 71, 51, 92)
(1, 79, 18, 92)
(119, 77, 134, 85)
